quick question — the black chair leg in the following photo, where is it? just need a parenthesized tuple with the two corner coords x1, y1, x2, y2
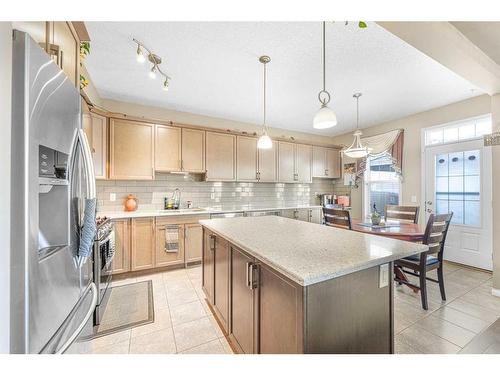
(419, 270, 428, 310)
(437, 265, 446, 301)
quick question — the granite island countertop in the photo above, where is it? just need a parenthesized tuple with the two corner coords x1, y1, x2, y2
(199, 216, 428, 287)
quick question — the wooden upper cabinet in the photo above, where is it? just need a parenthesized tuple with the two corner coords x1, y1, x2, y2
(50, 22, 79, 86)
(130, 217, 155, 271)
(155, 125, 181, 172)
(236, 136, 258, 181)
(312, 146, 327, 178)
(181, 128, 205, 173)
(112, 219, 131, 274)
(91, 113, 107, 179)
(278, 142, 296, 183)
(205, 132, 236, 181)
(109, 119, 155, 180)
(295, 144, 312, 183)
(326, 148, 341, 178)
(12, 22, 47, 47)
(258, 141, 278, 182)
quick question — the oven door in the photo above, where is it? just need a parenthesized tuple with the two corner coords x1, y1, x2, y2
(93, 231, 114, 324)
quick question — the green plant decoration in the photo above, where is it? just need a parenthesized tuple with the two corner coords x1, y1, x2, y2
(79, 41, 91, 90)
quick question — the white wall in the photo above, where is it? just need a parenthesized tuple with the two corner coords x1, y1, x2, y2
(491, 94, 500, 291)
(331, 95, 492, 220)
(0, 22, 12, 353)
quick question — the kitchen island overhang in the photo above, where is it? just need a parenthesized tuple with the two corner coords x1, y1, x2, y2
(199, 216, 428, 354)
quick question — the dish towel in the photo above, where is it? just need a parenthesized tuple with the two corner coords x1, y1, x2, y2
(78, 198, 97, 266)
(164, 225, 179, 253)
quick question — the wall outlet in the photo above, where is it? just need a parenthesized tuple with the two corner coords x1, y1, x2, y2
(411, 195, 417, 203)
(110, 193, 116, 202)
(379, 263, 389, 288)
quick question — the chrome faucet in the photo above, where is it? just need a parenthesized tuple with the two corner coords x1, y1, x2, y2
(172, 188, 181, 209)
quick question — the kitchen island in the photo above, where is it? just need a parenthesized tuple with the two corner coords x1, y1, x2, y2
(199, 216, 428, 354)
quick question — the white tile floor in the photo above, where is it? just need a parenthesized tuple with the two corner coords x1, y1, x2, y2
(87, 261, 499, 354)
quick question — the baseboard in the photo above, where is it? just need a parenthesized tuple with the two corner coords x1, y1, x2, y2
(492, 288, 500, 298)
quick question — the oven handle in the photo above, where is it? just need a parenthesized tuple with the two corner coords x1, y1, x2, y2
(100, 231, 116, 268)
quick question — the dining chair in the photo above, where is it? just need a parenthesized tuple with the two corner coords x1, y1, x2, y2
(394, 212, 453, 310)
(323, 207, 352, 230)
(385, 205, 420, 224)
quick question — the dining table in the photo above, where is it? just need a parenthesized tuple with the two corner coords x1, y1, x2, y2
(351, 218, 426, 292)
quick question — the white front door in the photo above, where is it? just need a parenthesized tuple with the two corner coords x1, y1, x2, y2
(424, 139, 492, 270)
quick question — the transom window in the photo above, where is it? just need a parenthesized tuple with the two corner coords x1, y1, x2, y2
(424, 115, 491, 146)
(363, 153, 401, 219)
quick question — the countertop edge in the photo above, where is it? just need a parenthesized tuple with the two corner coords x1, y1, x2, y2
(199, 219, 428, 287)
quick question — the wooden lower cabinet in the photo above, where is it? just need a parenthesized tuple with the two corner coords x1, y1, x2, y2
(130, 217, 156, 271)
(155, 222, 184, 267)
(230, 246, 258, 353)
(111, 219, 130, 274)
(184, 224, 203, 263)
(213, 235, 230, 333)
(202, 230, 216, 304)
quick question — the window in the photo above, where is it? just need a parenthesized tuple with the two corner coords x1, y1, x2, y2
(363, 153, 401, 219)
(435, 150, 481, 226)
(424, 115, 491, 146)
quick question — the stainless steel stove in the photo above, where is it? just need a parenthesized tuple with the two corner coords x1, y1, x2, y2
(93, 216, 114, 325)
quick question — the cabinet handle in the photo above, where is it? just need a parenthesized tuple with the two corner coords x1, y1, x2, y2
(246, 262, 252, 288)
(325, 169, 328, 176)
(209, 234, 216, 251)
(249, 263, 259, 290)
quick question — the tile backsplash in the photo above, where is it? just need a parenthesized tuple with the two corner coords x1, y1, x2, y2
(96, 173, 346, 212)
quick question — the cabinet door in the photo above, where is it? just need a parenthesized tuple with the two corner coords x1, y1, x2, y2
(259, 263, 303, 353)
(296, 209, 310, 222)
(214, 235, 230, 333)
(326, 148, 341, 178)
(295, 144, 312, 183)
(52, 22, 78, 86)
(12, 22, 48, 48)
(236, 136, 258, 181)
(258, 141, 278, 182)
(155, 125, 181, 172)
(230, 246, 258, 354)
(109, 119, 154, 180)
(82, 113, 93, 149)
(202, 229, 215, 304)
(281, 209, 296, 219)
(112, 219, 130, 274)
(310, 208, 322, 224)
(312, 146, 327, 178)
(91, 113, 108, 179)
(185, 224, 203, 263)
(130, 217, 155, 271)
(278, 142, 295, 183)
(206, 132, 236, 181)
(155, 223, 185, 267)
(182, 128, 205, 173)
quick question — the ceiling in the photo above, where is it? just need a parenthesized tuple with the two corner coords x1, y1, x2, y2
(452, 22, 500, 67)
(85, 22, 482, 136)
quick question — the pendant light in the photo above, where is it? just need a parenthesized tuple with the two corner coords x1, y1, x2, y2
(343, 93, 370, 158)
(313, 22, 338, 129)
(257, 55, 273, 149)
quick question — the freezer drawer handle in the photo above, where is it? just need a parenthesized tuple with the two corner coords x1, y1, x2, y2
(55, 282, 98, 354)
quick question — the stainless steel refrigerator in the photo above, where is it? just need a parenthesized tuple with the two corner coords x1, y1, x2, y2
(10, 30, 98, 354)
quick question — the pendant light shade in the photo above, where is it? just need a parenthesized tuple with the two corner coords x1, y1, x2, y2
(343, 93, 370, 159)
(257, 55, 273, 149)
(313, 22, 337, 129)
(313, 105, 338, 129)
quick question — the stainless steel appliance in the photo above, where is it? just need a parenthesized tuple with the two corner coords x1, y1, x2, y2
(246, 210, 280, 217)
(319, 194, 336, 207)
(10, 30, 97, 354)
(93, 217, 115, 326)
(210, 211, 245, 219)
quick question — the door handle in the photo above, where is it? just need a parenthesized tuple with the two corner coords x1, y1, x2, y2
(426, 208, 433, 213)
(426, 201, 433, 205)
(209, 234, 216, 251)
(248, 263, 259, 290)
(246, 262, 252, 288)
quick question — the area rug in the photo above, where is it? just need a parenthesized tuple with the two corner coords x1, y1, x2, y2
(82, 280, 154, 339)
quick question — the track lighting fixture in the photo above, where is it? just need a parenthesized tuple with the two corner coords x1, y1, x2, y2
(133, 38, 171, 92)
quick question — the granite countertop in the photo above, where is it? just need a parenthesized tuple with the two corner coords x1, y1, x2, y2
(98, 205, 323, 219)
(199, 216, 428, 287)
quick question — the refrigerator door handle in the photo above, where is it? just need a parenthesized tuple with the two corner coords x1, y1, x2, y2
(78, 129, 96, 200)
(55, 282, 98, 354)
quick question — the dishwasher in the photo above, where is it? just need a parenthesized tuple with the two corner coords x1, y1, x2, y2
(245, 210, 281, 217)
(209, 212, 245, 219)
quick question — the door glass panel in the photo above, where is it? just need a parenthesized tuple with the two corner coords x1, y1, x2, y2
(434, 150, 481, 226)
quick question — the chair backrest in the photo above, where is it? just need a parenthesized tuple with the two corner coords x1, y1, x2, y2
(385, 205, 420, 224)
(422, 213, 453, 259)
(323, 207, 352, 230)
